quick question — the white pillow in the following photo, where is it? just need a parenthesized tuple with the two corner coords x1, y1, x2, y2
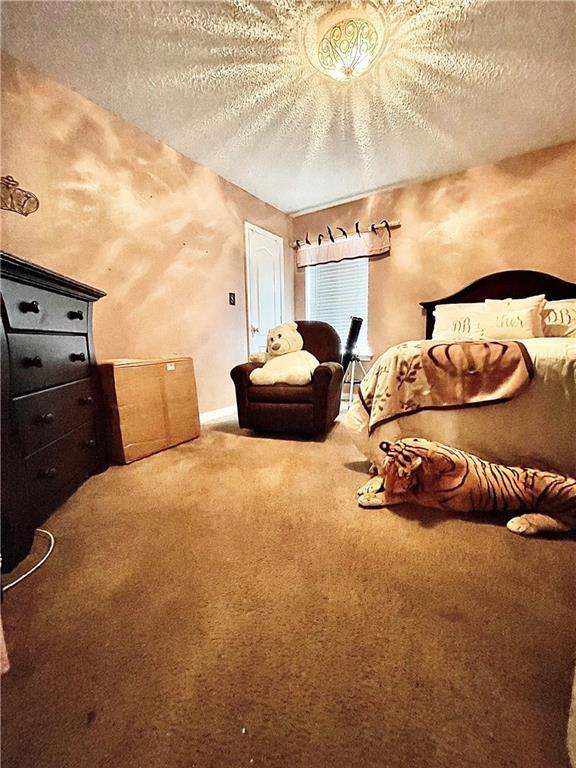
(480, 304, 543, 339)
(432, 303, 486, 340)
(484, 294, 545, 337)
(542, 299, 576, 337)
(485, 294, 545, 310)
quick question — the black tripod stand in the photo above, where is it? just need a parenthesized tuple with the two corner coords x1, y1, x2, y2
(344, 354, 369, 408)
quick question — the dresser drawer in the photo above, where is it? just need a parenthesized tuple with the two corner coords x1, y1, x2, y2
(9, 333, 90, 395)
(2, 278, 88, 333)
(25, 422, 99, 504)
(13, 379, 96, 456)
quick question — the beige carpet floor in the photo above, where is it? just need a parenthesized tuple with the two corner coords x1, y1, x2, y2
(1, 419, 575, 768)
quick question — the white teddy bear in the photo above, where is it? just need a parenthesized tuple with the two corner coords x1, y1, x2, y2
(249, 321, 319, 386)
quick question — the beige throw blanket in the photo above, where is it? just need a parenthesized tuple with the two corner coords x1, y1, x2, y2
(359, 340, 534, 435)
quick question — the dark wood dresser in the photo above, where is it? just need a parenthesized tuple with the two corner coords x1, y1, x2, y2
(1, 252, 107, 572)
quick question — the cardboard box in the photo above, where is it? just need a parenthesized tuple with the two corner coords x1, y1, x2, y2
(99, 357, 200, 464)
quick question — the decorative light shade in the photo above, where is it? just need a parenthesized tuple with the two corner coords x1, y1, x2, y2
(307, 3, 386, 82)
(318, 16, 379, 81)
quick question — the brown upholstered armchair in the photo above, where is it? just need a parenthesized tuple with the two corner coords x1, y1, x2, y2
(231, 321, 344, 435)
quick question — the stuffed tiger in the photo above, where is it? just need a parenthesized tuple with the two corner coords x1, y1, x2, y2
(357, 437, 575, 536)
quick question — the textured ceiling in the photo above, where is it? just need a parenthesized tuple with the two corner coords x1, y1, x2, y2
(2, 1, 575, 213)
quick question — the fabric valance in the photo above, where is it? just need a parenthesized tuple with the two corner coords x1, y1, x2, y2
(295, 226, 391, 269)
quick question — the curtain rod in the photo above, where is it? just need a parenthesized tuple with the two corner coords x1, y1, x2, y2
(291, 220, 401, 249)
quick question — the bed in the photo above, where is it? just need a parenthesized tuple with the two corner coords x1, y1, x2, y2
(345, 270, 576, 477)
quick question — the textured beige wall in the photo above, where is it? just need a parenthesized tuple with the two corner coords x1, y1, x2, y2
(293, 142, 576, 353)
(1, 54, 293, 413)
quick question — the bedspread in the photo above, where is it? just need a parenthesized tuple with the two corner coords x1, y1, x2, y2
(346, 338, 576, 476)
(359, 340, 533, 435)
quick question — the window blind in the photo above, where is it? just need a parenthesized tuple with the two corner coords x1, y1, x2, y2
(305, 258, 369, 354)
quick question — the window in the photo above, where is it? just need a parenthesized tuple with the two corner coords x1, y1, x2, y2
(305, 258, 369, 354)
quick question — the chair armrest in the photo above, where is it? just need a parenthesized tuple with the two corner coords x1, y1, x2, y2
(230, 362, 262, 387)
(230, 362, 263, 428)
(312, 361, 344, 401)
(311, 362, 345, 432)
(312, 361, 344, 387)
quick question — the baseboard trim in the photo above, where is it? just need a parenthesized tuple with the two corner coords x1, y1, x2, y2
(200, 406, 236, 425)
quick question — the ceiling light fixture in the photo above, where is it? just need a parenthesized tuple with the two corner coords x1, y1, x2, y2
(306, 3, 387, 82)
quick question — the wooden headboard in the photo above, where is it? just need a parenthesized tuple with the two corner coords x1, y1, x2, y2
(420, 270, 576, 339)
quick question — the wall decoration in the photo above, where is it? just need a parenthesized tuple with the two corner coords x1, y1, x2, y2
(1, 175, 39, 216)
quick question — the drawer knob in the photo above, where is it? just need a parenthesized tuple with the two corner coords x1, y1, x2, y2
(68, 310, 84, 320)
(83, 439, 96, 448)
(38, 467, 57, 479)
(20, 300, 40, 314)
(38, 412, 55, 424)
(22, 356, 43, 368)
(70, 352, 86, 362)
(79, 396, 93, 406)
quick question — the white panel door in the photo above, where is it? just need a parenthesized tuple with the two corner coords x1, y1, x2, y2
(245, 223, 284, 355)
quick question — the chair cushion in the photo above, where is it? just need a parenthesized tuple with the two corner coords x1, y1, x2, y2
(248, 384, 314, 403)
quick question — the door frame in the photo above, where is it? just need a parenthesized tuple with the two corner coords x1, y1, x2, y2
(244, 221, 285, 356)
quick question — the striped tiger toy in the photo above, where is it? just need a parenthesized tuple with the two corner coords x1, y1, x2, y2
(357, 437, 575, 536)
